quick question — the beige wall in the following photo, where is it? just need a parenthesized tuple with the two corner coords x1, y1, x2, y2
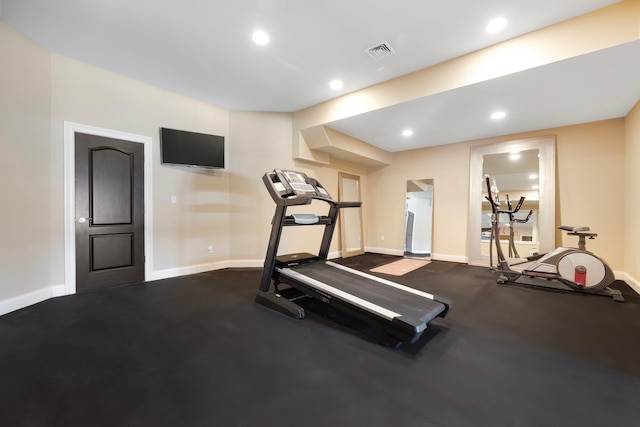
(366, 142, 472, 261)
(228, 110, 369, 262)
(363, 119, 628, 271)
(625, 100, 640, 285)
(50, 54, 232, 277)
(0, 22, 52, 300)
(228, 111, 295, 263)
(554, 119, 626, 266)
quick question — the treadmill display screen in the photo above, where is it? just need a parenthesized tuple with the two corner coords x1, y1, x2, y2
(284, 171, 316, 193)
(284, 171, 306, 183)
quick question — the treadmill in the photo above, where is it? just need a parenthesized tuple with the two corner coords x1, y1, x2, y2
(255, 169, 452, 346)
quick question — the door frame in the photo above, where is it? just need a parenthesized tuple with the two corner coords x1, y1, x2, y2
(64, 122, 153, 295)
(338, 172, 365, 258)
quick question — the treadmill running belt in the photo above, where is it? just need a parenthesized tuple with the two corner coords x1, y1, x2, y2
(280, 262, 445, 327)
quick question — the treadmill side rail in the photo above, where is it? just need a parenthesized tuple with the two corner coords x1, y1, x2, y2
(433, 295, 453, 317)
(327, 261, 452, 317)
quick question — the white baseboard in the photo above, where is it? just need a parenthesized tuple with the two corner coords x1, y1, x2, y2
(432, 253, 468, 263)
(0, 285, 65, 317)
(152, 259, 268, 280)
(151, 261, 230, 281)
(365, 247, 404, 256)
(620, 272, 640, 295)
(52, 285, 66, 297)
(226, 259, 264, 269)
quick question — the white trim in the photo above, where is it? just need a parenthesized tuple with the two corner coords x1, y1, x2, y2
(51, 285, 66, 297)
(0, 285, 65, 317)
(365, 247, 404, 256)
(64, 122, 153, 295)
(614, 270, 625, 281)
(327, 250, 342, 260)
(152, 261, 229, 281)
(432, 253, 468, 263)
(620, 272, 640, 295)
(226, 259, 264, 269)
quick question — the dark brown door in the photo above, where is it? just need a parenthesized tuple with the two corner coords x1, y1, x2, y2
(75, 132, 145, 292)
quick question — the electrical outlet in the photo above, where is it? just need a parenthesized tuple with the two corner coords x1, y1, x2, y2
(207, 246, 213, 254)
(381, 235, 385, 241)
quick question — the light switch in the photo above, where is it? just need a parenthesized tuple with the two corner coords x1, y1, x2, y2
(171, 195, 177, 204)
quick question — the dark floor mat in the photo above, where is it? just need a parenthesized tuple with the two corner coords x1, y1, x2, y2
(1, 255, 639, 427)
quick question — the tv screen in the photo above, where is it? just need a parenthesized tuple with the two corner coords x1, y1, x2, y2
(160, 127, 225, 169)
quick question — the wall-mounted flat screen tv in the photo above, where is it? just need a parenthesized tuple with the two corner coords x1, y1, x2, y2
(160, 127, 225, 169)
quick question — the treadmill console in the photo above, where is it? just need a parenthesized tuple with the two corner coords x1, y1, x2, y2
(264, 169, 335, 204)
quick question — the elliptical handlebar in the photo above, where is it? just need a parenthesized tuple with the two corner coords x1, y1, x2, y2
(485, 174, 529, 216)
(484, 175, 500, 210)
(506, 194, 526, 214)
(514, 208, 533, 223)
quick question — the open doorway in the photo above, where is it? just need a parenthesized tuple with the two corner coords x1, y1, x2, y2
(405, 179, 433, 259)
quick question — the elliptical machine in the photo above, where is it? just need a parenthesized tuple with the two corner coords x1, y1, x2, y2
(484, 174, 624, 302)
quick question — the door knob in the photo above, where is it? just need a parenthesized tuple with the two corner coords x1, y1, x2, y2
(77, 217, 92, 224)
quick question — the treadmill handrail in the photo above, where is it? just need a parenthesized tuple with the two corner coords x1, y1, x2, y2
(264, 170, 363, 209)
(336, 200, 362, 209)
(262, 171, 327, 206)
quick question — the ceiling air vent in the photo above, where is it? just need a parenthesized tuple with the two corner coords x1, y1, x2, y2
(365, 41, 396, 60)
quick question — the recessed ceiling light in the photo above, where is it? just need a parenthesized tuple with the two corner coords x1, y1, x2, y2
(532, 184, 540, 190)
(529, 174, 538, 179)
(491, 111, 506, 120)
(486, 17, 508, 33)
(329, 80, 343, 90)
(402, 129, 414, 137)
(252, 30, 270, 45)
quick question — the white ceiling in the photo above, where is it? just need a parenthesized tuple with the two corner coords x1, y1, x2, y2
(328, 40, 640, 151)
(2, 0, 636, 151)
